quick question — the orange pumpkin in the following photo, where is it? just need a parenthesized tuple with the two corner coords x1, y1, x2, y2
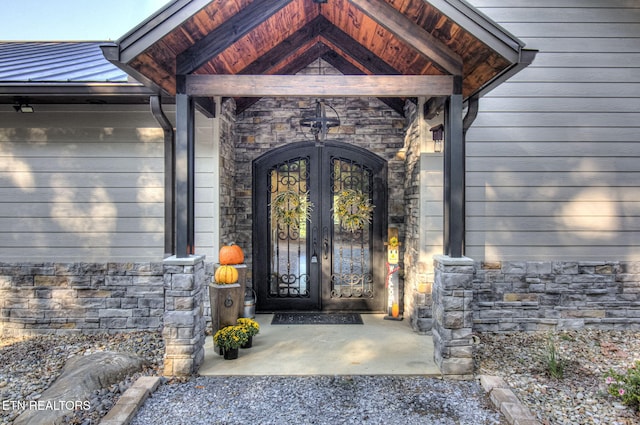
(215, 265, 239, 284)
(219, 244, 244, 265)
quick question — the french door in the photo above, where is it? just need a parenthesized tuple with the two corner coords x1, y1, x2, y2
(253, 141, 387, 311)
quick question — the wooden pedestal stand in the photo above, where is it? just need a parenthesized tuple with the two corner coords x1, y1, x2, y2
(210, 264, 247, 336)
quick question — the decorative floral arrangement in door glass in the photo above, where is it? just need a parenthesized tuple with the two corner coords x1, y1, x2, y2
(333, 189, 374, 233)
(270, 189, 313, 230)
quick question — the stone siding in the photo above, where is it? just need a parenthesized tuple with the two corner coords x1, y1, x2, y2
(219, 98, 238, 246)
(402, 100, 433, 333)
(473, 260, 640, 332)
(0, 262, 164, 337)
(162, 255, 207, 376)
(432, 256, 475, 379)
(234, 59, 406, 291)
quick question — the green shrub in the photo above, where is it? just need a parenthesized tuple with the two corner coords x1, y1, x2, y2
(605, 360, 640, 411)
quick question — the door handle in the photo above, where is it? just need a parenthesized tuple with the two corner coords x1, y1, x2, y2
(311, 226, 318, 264)
(322, 226, 329, 259)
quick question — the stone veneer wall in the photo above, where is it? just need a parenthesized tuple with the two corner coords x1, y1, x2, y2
(234, 60, 406, 291)
(219, 98, 238, 246)
(432, 256, 475, 379)
(0, 262, 164, 337)
(401, 101, 433, 333)
(431, 257, 640, 378)
(473, 260, 640, 332)
(162, 255, 207, 376)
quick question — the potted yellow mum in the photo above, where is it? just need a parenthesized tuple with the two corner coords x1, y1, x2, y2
(237, 318, 260, 348)
(213, 325, 249, 360)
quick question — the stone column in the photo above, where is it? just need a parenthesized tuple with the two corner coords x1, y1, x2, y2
(432, 255, 475, 379)
(162, 255, 206, 376)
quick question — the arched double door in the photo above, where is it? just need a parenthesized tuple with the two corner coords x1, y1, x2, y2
(253, 141, 387, 311)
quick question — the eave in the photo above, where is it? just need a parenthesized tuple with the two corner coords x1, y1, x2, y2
(103, 0, 535, 116)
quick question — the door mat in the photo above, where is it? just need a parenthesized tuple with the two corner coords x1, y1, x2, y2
(271, 312, 363, 325)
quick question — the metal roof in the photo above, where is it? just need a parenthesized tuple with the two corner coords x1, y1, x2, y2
(0, 42, 129, 82)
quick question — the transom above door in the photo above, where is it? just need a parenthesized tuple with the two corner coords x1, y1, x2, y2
(253, 141, 387, 312)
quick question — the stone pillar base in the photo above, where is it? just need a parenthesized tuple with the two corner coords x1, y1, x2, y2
(432, 255, 475, 379)
(162, 255, 206, 376)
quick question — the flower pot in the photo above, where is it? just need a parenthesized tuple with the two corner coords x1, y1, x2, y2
(223, 347, 239, 360)
(241, 336, 253, 349)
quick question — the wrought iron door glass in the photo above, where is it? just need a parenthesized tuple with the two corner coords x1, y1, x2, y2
(253, 141, 387, 312)
(268, 157, 310, 298)
(330, 158, 374, 298)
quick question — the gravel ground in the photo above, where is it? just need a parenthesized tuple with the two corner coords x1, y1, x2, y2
(1, 328, 639, 424)
(475, 329, 640, 425)
(130, 375, 507, 425)
(0, 331, 164, 425)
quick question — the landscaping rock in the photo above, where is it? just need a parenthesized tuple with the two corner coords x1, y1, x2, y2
(14, 351, 145, 425)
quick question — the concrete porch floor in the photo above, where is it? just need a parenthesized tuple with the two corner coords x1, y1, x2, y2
(199, 313, 440, 376)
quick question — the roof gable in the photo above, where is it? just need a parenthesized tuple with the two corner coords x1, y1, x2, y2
(103, 0, 535, 114)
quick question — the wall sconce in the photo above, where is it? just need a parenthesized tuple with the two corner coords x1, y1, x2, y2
(430, 124, 443, 153)
(13, 103, 34, 113)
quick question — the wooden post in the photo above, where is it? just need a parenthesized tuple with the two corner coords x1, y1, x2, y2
(444, 81, 465, 258)
(175, 76, 195, 258)
(209, 265, 247, 343)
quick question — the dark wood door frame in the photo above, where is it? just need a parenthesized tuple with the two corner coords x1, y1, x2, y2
(252, 141, 387, 312)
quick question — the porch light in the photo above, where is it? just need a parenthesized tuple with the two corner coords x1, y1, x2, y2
(13, 103, 34, 113)
(300, 99, 340, 145)
(430, 124, 443, 152)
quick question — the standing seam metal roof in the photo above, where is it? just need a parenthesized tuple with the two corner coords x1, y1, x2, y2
(0, 42, 129, 83)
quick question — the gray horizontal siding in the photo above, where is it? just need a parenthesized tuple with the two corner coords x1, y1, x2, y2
(0, 105, 166, 261)
(471, 0, 639, 9)
(0, 104, 217, 262)
(466, 0, 640, 261)
(468, 216, 640, 232)
(467, 172, 639, 187)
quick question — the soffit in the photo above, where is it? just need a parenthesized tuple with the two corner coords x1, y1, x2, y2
(110, 0, 526, 114)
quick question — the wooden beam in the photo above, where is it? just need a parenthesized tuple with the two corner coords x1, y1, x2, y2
(235, 42, 331, 114)
(186, 74, 453, 97)
(348, 0, 462, 75)
(444, 93, 465, 258)
(176, 0, 292, 75)
(175, 91, 195, 258)
(239, 16, 327, 75)
(319, 17, 401, 76)
(236, 44, 409, 116)
(321, 51, 407, 116)
(249, 42, 331, 77)
(424, 96, 446, 120)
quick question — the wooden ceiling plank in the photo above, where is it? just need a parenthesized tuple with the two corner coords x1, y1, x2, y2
(186, 74, 453, 97)
(426, 0, 522, 62)
(347, 0, 462, 75)
(176, 0, 293, 75)
(239, 16, 328, 75)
